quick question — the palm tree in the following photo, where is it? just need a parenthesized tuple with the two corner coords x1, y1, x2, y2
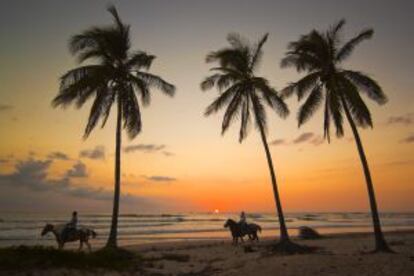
(201, 33, 305, 252)
(281, 20, 391, 252)
(52, 5, 175, 248)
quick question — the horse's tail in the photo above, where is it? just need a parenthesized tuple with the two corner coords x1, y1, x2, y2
(257, 224, 262, 233)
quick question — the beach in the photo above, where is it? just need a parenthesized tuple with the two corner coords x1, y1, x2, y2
(2, 230, 414, 275)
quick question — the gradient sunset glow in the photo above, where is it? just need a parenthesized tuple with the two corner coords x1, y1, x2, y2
(0, 0, 413, 214)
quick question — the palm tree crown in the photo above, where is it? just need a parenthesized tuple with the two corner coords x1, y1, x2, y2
(201, 33, 289, 141)
(52, 5, 175, 138)
(281, 19, 387, 141)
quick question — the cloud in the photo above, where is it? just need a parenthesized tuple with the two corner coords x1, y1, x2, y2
(47, 151, 70, 160)
(79, 146, 105, 160)
(162, 151, 175, 157)
(310, 136, 324, 146)
(144, 175, 177, 182)
(124, 144, 165, 153)
(0, 157, 188, 212)
(0, 104, 13, 111)
(401, 134, 414, 143)
(65, 161, 88, 178)
(270, 139, 285, 146)
(271, 132, 325, 147)
(293, 132, 314, 144)
(387, 113, 413, 126)
(0, 158, 111, 200)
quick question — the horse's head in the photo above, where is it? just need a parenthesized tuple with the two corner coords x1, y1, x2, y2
(224, 218, 234, 228)
(41, 223, 54, 236)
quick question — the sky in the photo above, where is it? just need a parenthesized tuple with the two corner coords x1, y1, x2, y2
(0, 0, 413, 214)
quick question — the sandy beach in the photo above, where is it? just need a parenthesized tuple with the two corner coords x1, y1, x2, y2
(3, 230, 414, 275)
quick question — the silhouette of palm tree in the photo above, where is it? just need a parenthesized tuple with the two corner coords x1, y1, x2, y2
(52, 5, 175, 248)
(281, 19, 391, 252)
(202, 33, 305, 252)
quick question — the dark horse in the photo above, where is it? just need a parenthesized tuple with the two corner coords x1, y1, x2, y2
(224, 219, 262, 245)
(41, 223, 97, 251)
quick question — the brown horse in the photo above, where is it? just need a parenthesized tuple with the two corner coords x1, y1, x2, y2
(224, 219, 262, 245)
(41, 223, 97, 251)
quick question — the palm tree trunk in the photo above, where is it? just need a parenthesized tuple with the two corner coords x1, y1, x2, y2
(257, 122, 290, 241)
(106, 98, 122, 248)
(340, 96, 391, 252)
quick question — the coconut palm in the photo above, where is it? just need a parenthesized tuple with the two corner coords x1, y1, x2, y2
(281, 19, 391, 252)
(52, 5, 175, 248)
(202, 33, 304, 251)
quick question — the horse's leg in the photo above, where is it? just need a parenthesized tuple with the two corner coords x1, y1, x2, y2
(79, 240, 83, 251)
(240, 236, 244, 243)
(86, 240, 91, 252)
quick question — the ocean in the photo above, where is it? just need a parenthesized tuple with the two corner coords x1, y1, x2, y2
(1, 212, 413, 248)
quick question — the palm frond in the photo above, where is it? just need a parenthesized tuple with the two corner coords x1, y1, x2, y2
(323, 92, 331, 142)
(127, 51, 155, 70)
(204, 84, 240, 116)
(250, 92, 267, 133)
(84, 87, 114, 138)
(53, 65, 110, 108)
(121, 86, 142, 139)
(253, 78, 289, 118)
(221, 92, 243, 135)
(129, 74, 150, 106)
(343, 70, 387, 104)
(239, 96, 251, 142)
(340, 77, 373, 128)
(281, 71, 321, 99)
(336, 29, 373, 61)
(328, 89, 344, 137)
(200, 74, 221, 91)
(249, 33, 269, 71)
(137, 72, 175, 97)
(298, 85, 323, 126)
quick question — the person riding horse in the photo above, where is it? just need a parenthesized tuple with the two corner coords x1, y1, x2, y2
(62, 211, 78, 240)
(239, 211, 249, 235)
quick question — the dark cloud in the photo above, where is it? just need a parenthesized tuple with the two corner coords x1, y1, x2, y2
(47, 151, 70, 160)
(293, 132, 314, 144)
(0, 158, 110, 200)
(310, 136, 324, 146)
(270, 139, 285, 146)
(144, 175, 177, 182)
(162, 151, 175, 157)
(401, 134, 414, 143)
(271, 133, 324, 147)
(387, 113, 413, 126)
(0, 104, 13, 111)
(65, 161, 88, 178)
(124, 144, 165, 153)
(79, 146, 105, 160)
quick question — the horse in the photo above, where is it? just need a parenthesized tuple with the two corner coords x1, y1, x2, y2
(224, 219, 262, 245)
(41, 223, 97, 251)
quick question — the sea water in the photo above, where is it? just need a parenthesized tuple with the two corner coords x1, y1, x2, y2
(0, 212, 413, 247)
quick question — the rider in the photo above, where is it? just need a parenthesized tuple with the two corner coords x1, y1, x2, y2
(62, 211, 78, 240)
(68, 211, 78, 228)
(239, 211, 248, 235)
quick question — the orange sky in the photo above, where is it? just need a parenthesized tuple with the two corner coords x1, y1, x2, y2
(0, 0, 413, 213)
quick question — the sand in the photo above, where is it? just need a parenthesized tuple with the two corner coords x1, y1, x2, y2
(4, 230, 414, 275)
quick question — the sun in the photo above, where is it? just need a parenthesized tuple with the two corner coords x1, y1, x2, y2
(214, 209, 220, 214)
